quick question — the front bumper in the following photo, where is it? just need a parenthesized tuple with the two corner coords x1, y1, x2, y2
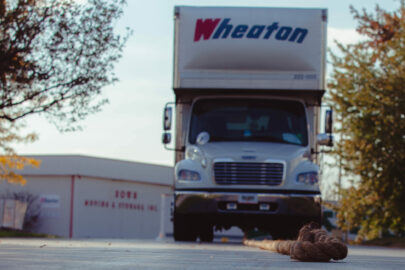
(174, 190, 322, 229)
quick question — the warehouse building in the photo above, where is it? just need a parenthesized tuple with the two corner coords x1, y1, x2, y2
(0, 155, 174, 239)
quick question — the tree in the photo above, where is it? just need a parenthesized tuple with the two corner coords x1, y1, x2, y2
(0, 0, 130, 184)
(0, 120, 39, 184)
(328, 3, 405, 240)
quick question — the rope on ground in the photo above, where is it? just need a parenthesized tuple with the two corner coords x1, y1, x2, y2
(243, 222, 348, 262)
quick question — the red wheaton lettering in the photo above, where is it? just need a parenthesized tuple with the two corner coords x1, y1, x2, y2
(194, 18, 220, 42)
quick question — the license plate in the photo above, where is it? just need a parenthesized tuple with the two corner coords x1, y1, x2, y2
(238, 194, 258, 204)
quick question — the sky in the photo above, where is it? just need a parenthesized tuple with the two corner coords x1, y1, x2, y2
(13, 0, 399, 167)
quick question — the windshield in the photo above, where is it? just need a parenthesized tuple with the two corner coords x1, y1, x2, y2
(189, 98, 308, 146)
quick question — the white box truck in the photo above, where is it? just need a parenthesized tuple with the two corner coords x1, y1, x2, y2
(162, 6, 333, 242)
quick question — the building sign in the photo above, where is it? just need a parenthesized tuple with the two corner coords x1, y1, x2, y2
(39, 194, 60, 218)
(39, 194, 60, 208)
(83, 189, 158, 212)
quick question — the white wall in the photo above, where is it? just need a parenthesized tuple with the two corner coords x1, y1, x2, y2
(73, 176, 172, 238)
(0, 176, 72, 237)
(0, 175, 173, 239)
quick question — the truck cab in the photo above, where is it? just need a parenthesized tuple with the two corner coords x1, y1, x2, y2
(163, 6, 331, 241)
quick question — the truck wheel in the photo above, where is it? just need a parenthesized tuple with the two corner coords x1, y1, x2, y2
(198, 225, 214, 242)
(173, 214, 197, 242)
(271, 227, 299, 240)
(271, 231, 295, 240)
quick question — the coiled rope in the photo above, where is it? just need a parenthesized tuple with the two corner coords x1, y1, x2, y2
(243, 222, 348, 262)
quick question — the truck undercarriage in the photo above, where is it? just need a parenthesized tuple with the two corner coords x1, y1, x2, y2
(173, 190, 322, 241)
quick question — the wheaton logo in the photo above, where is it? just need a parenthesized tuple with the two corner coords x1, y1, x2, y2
(194, 18, 308, 44)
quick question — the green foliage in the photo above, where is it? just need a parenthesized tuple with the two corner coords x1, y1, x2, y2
(328, 3, 405, 240)
(0, 229, 58, 238)
(0, 0, 130, 183)
(0, 155, 40, 185)
(0, 0, 131, 131)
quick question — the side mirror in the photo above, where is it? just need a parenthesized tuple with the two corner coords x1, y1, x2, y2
(325, 109, 333, 134)
(162, 132, 171, 145)
(317, 134, 333, 147)
(163, 107, 172, 131)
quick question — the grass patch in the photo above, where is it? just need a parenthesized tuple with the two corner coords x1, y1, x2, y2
(0, 229, 58, 238)
(362, 237, 405, 248)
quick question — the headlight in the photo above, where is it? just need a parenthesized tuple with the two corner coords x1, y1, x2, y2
(185, 146, 207, 168)
(178, 169, 201, 181)
(296, 172, 318, 185)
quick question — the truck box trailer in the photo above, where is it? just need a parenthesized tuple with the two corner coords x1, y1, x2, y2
(162, 6, 333, 241)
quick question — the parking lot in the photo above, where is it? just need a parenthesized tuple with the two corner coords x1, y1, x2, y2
(0, 238, 404, 270)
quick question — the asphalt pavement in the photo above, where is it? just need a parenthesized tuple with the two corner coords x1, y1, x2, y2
(0, 238, 404, 269)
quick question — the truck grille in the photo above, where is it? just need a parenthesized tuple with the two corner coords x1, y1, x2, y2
(214, 162, 284, 185)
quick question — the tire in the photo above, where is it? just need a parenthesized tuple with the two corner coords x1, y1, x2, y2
(271, 231, 296, 240)
(173, 214, 197, 242)
(271, 227, 299, 240)
(198, 225, 214, 242)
